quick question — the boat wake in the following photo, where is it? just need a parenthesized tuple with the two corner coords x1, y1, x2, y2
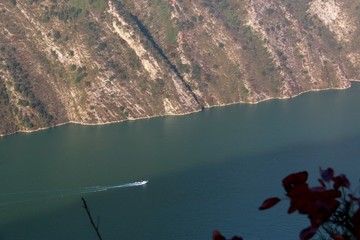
(85, 180, 148, 193)
(0, 180, 148, 207)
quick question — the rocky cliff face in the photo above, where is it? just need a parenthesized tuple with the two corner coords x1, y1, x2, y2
(0, 0, 359, 136)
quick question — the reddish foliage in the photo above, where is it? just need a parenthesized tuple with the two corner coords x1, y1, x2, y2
(287, 183, 310, 198)
(300, 226, 317, 240)
(320, 167, 334, 182)
(212, 230, 226, 240)
(332, 174, 350, 189)
(331, 234, 346, 240)
(353, 209, 360, 239)
(212, 231, 244, 240)
(279, 171, 343, 227)
(259, 197, 281, 210)
(318, 178, 326, 188)
(215, 168, 359, 240)
(261, 168, 359, 239)
(282, 171, 308, 192)
(231, 236, 243, 240)
(307, 199, 340, 227)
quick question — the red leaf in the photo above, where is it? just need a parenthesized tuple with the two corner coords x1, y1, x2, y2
(307, 199, 340, 227)
(259, 197, 281, 210)
(212, 231, 226, 240)
(300, 226, 317, 240)
(353, 209, 360, 239)
(325, 199, 340, 213)
(231, 236, 243, 240)
(333, 174, 350, 189)
(287, 183, 310, 198)
(288, 193, 312, 214)
(318, 179, 326, 188)
(288, 198, 300, 214)
(282, 171, 308, 192)
(318, 190, 342, 200)
(331, 234, 346, 240)
(320, 167, 334, 182)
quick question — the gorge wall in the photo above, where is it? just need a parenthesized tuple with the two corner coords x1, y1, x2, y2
(1, 0, 359, 136)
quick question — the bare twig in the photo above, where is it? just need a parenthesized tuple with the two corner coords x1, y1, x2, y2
(81, 197, 103, 240)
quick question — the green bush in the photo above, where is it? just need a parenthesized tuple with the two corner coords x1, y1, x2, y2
(53, 30, 61, 40)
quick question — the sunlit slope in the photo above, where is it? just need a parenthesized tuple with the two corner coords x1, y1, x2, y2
(0, 0, 359, 135)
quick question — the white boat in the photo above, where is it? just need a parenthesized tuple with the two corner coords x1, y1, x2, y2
(134, 180, 148, 186)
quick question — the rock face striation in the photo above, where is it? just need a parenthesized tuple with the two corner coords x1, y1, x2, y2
(0, 0, 359, 136)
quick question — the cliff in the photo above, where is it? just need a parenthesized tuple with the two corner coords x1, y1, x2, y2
(0, 0, 359, 136)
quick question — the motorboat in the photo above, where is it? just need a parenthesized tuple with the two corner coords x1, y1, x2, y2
(134, 180, 148, 186)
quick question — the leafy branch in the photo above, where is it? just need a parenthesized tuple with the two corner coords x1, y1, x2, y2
(214, 168, 360, 240)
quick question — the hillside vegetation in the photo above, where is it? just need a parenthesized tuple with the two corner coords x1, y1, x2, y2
(0, 0, 359, 135)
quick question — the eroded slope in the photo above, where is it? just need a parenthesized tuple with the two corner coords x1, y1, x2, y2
(0, 0, 359, 136)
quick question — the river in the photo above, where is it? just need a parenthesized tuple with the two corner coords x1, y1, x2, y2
(0, 84, 360, 239)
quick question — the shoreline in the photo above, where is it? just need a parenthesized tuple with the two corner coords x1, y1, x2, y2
(1, 81, 359, 138)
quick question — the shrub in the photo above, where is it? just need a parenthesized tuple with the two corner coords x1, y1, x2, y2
(214, 168, 360, 240)
(53, 30, 61, 40)
(76, 72, 88, 83)
(259, 168, 360, 240)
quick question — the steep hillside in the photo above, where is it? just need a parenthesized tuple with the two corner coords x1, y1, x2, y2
(0, 0, 359, 136)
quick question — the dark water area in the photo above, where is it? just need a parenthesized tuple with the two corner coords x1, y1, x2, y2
(0, 84, 360, 239)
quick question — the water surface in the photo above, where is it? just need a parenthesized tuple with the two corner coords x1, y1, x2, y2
(0, 84, 360, 239)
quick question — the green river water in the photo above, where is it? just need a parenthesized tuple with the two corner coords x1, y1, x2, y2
(0, 84, 360, 239)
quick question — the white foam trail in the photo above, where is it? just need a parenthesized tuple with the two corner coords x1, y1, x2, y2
(0, 181, 148, 207)
(0, 181, 147, 196)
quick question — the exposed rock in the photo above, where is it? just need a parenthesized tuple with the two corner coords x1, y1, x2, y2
(308, 0, 355, 42)
(0, 0, 359, 136)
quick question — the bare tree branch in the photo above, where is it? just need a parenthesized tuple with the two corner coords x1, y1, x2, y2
(82, 197, 103, 240)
